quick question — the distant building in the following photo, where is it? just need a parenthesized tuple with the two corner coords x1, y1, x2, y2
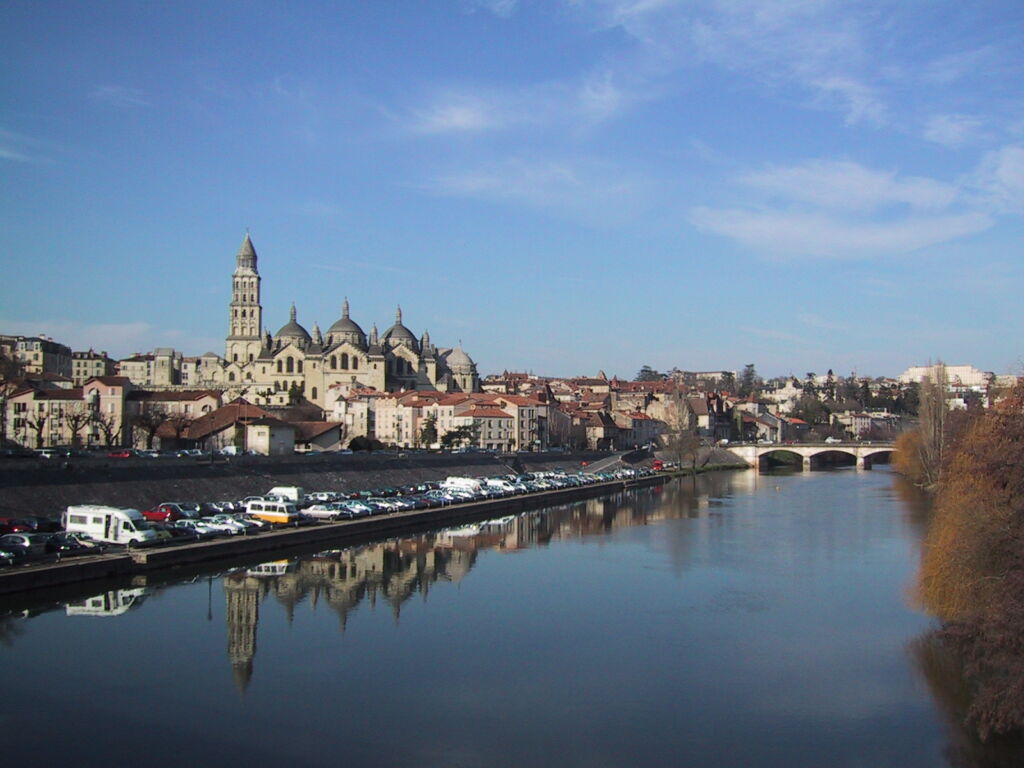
(15, 336, 72, 378)
(189, 235, 480, 407)
(71, 350, 115, 385)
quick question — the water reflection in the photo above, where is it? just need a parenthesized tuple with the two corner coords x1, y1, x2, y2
(217, 480, 718, 692)
(4, 469, 1020, 767)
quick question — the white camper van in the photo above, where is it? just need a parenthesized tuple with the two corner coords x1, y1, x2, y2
(266, 486, 305, 504)
(441, 476, 483, 494)
(63, 505, 159, 545)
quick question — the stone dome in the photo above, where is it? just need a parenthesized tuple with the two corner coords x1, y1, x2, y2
(327, 298, 367, 349)
(274, 304, 311, 347)
(445, 345, 475, 373)
(382, 306, 418, 350)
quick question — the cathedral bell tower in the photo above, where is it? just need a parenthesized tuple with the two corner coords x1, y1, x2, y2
(226, 233, 263, 365)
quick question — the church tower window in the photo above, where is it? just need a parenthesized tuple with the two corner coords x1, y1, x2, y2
(341, 353, 349, 370)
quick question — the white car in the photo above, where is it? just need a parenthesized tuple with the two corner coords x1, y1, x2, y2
(206, 515, 248, 534)
(174, 519, 221, 537)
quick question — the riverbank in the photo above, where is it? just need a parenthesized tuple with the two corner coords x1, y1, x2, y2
(0, 447, 747, 519)
(0, 462, 745, 596)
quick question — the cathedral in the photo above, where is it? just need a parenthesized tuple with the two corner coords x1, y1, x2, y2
(197, 234, 479, 408)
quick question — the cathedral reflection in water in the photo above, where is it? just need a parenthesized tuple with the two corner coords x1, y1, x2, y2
(220, 475, 733, 691)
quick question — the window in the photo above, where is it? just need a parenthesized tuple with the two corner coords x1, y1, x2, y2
(228, 372, 236, 382)
(341, 353, 349, 370)
(277, 360, 283, 373)
(286, 357, 294, 373)
(352, 358, 358, 370)
(297, 360, 303, 373)
(330, 355, 336, 369)
(311, 387, 317, 400)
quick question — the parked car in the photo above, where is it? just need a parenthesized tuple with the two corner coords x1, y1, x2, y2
(107, 449, 135, 458)
(64, 531, 108, 550)
(0, 517, 35, 534)
(173, 519, 221, 538)
(0, 533, 49, 559)
(0, 548, 15, 566)
(45, 533, 89, 555)
(143, 502, 201, 523)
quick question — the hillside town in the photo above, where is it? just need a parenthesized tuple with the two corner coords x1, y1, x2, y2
(2, 236, 1018, 457)
(1, 326, 1015, 457)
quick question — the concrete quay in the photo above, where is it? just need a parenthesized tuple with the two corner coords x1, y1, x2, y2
(0, 470, 711, 596)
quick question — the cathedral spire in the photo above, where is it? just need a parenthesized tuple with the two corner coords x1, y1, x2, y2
(235, 233, 258, 273)
(395, 306, 402, 325)
(289, 303, 297, 322)
(342, 297, 350, 319)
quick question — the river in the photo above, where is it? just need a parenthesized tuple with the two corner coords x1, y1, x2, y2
(2, 468, 1017, 767)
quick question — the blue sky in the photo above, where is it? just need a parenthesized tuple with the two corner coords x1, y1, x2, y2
(2, 0, 1022, 379)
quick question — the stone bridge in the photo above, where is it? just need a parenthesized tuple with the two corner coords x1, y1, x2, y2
(727, 442, 896, 470)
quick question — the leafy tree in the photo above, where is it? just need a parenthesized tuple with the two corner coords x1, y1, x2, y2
(823, 369, 836, 402)
(419, 414, 438, 447)
(348, 435, 384, 452)
(859, 380, 871, 407)
(791, 393, 825, 425)
(738, 364, 760, 398)
(440, 424, 479, 449)
(839, 374, 860, 403)
(635, 365, 663, 382)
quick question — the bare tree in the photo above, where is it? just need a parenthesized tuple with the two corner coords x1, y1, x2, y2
(130, 407, 167, 449)
(91, 410, 121, 447)
(665, 391, 703, 472)
(0, 380, 16, 445)
(25, 409, 49, 448)
(917, 363, 948, 490)
(164, 412, 193, 448)
(63, 402, 91, 448)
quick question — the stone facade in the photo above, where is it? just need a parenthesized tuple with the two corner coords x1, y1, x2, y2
(195, 235, 480, 408)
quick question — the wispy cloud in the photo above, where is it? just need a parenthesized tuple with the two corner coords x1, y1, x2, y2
(924, 113, 985, 147)
(0, 127, 53, 164)
(412, 98, 498, 134)
(810, 76, 886, 126)
(428, 157, 650, 223)
(0, 319, 217, 358)
(580, 0, 885, 125)
(740, 160, 958, 211)
(462, 0, 519, 18)
(311, 261, 414, 277)
(690, 206, 991, 259)
(408, 71, 641, 135)
(688, 152, 1015, 258)
(89, 84, 150, 107)
(971, 145, 1024, 214)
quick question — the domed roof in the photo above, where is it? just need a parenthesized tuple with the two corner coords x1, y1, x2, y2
(382, 306, 418, 349)
(327, 298, 366, 348)
(445, 345, 475, 373)
(275, 304, 311, 346)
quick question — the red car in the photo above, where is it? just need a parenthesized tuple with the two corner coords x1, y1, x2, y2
(143, 502, 200, 523)
(107, 449, 134, 458)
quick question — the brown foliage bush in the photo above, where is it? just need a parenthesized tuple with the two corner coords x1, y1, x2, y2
(893, 429, 926, 485)
(917, 382, 1024, 738)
